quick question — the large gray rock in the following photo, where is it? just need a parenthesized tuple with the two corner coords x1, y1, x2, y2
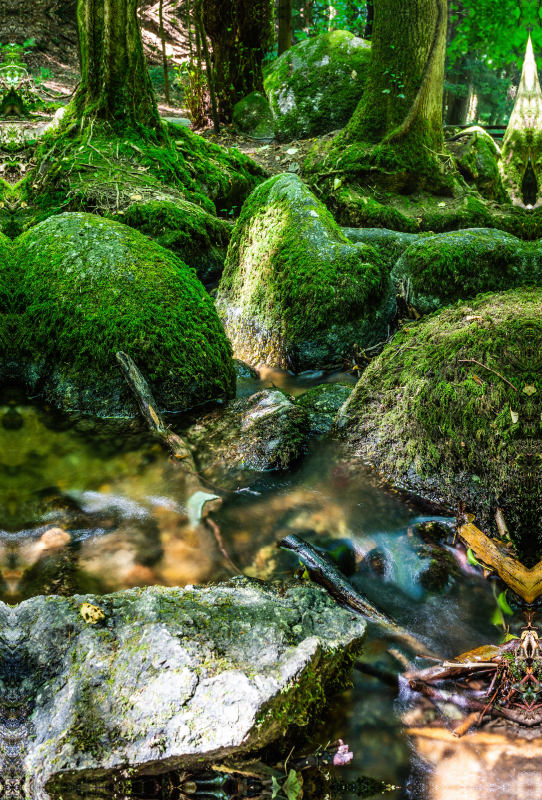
(264, 30, 371, 141)
(232, 92, 275, 141)
(1, 581, 364, 796)
(216, 174, 394, 372)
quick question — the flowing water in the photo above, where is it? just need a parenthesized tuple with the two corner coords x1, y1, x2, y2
(0, 374, 532, 799)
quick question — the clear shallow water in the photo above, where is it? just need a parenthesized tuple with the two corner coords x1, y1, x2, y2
(0, 384, 524, 799)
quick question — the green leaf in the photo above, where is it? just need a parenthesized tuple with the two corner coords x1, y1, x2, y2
(503, 631, 520, 642)
(497, 590, 513, 615)
(491, 607, 505, 629)
(466, 548, 483, 567)
(271, 777, 282, 799)
(397, 93, 405, 99)
(382, 89, 391, 94)
(283, 770, 302, 800)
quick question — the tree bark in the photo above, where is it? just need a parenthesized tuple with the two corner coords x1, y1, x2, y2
(202, 0, 274, 121)
(364, 0, 374, 39)
(278, 0, 292, 56)
(159, 0, 171, 106)
(306, 0, 449, 194)
(73, 0, 161, 130)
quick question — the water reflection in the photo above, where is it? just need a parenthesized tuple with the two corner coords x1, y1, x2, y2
(1, 389, 541, 798)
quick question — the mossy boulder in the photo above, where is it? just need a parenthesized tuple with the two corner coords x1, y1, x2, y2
(296, 383, 353, 434)
(263, 30, 371, 141)
(9, 582, 365, 793)
(121, 199, 231, 284)
(334, 287, 542, 563)
(216, 173, 393, 372)
(447, 128, 504, 201)
(13, 212, 236, 416)
(391, 228, 535, 315)
(342, 227, 422, 269)
(232, 91, 275, 140)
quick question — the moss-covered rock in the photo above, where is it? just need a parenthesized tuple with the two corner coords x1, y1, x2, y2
(13, 212, 236, 416)
(447, 128, 505, 201)
(296, 383, 353, 434)
(335, 287, 542, 564)
(263, 30, 371, 141)
(342, 227, 423, 268)
(391, 228, 535, 315)
(232, 91, 275, 140)
(216, 173, 393, 372)
(121, 199, 231, 284)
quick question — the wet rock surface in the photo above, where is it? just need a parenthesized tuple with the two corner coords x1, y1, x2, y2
(296, 383, 353, 435)
(263, 31, 371, 141)
(184, 389, 310, 484)
(0, 580, 365, 796)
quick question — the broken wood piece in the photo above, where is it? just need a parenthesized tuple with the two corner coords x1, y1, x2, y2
(453, 711, 480, 738)
(457, 521, 542, 603)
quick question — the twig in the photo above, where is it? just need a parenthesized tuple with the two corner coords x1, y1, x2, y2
(206, 517, 241, 574)
(458, 359, 517, 391)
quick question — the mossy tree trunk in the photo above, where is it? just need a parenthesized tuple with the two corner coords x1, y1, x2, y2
(305, 0, 449, 194)
(202, 0, 274, 122)
(72, 0, 162, 130)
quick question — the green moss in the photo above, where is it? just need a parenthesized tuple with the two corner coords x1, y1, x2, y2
(337, 286, 542, 563)
(394, 228, 535, 313)
(121, 199, 232, 283)
(232, 91, 274, 140)
(296, 383, 353, 434)
(14, 212, 235, 413)
(217, 173, 389, 371)
(264, 30, 371, 141)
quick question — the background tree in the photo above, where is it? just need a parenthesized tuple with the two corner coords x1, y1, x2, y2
(72, 0, 162, 130)
(202, 0, 274, 121)
(304, 0, 449, 194)
(278, 0, 293, 55)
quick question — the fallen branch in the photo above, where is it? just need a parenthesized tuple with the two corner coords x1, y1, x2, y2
(458, 359, 517, 391)
(279, 534, 435, 654)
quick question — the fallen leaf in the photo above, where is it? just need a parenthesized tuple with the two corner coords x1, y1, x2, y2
(130, 193, 143, 201)
(511, 409, 519, 424)
(333, 177, 342, 190)
(286, 147, 299, 155)
(472, 374, 483, 387)
(80, 603, 105, 624)
(288, 161, 300, 172)
(351, 69, 358, 79)
(20, 201, 27, 208)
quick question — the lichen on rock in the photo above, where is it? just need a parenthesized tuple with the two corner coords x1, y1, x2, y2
(296, 383, 354, 435)
(6, 581, 365, 794)
(216, 173, 393, 372)
(263, 30, 371, 141)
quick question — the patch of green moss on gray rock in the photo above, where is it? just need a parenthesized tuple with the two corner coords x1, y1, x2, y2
(14, 212, 235, 416)
(233, 92, 275, 140)
(296, 383, 353, 434)
(334, 287, 542, 563)
(12, 581, 365, 792)
(342, 228, 423, 269)
(183, 389, 310, 487)
(264, 30, 371, 141)
(392, 228, 537, 315)
(121, 199, 231, 284)
(216, 173, 393, 373)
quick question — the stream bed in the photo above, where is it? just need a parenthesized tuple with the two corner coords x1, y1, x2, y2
(0, 373, 533, 800)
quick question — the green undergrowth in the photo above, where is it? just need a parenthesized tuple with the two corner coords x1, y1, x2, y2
(14, 212, 235, 411)
(337, 286, 542, 563)
(15, 118, 267, 236)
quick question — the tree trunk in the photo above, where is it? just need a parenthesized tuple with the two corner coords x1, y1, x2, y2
(278, 0, 292, 56)
(73, 0, 161, 130)
(159, 0, 171, 105)
(306, 0, 449, 194)
(202, 0, 274, 121)
(364, 0, 374, 39)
